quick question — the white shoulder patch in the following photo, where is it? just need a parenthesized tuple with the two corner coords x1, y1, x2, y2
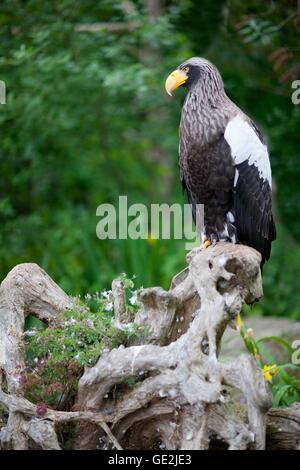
(224, 115, 272, 186)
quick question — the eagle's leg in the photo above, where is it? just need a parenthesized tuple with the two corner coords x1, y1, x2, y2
(201, 238, 212, 250)
(200, 233, 218, 250)
(187, 234, 216, 262)
(188, 236, 216, 261)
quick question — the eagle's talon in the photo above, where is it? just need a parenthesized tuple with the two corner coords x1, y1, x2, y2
(200, 239, 212, 250)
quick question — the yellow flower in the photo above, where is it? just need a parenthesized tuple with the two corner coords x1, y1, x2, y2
(262, 364, 278, 382)
(236, 313, 243, 332)
(246, 328, 253, 339)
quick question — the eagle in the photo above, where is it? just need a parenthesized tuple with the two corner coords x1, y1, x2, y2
(165, 57, 276, 266)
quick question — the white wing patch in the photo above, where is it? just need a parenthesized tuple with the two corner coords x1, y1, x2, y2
(224, 115, 272, 186)
(234, 168, 239, 187)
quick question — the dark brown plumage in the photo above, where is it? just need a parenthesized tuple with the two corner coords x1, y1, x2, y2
(165, 57, 276, 265)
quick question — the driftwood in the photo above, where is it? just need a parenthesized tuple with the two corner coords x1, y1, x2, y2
(0, 244, 299, 450)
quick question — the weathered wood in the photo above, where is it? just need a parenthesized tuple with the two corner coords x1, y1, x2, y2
(266, 403, 300, 450)
(0, 263, 72, 393)
(0, 263, 72, 449)
(0, 246, 299, 450)
(112, 279, 130, 324)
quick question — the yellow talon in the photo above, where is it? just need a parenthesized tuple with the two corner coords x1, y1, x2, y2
(200, 237, 212, 250)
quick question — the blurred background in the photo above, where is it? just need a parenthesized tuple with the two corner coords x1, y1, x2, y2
(0, 0, 299, 319)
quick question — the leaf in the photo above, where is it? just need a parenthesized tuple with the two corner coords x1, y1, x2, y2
(277, 366, 294, 385)
(256, 336, 294, 355)
(273, 384, 292, 407)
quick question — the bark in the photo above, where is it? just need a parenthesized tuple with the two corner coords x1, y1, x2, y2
(0, 245, 299, 450)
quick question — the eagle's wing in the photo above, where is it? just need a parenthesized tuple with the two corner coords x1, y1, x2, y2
(179, 140, 198, 224)
(179, 166, 197, 223)
(224, 114, 276, 264)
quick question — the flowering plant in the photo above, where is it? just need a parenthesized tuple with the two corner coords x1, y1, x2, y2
(237, 314, 300, 407)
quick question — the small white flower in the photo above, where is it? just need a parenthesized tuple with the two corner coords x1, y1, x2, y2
(129, 292, 138, 306)
(104, 301, 113, 312)
(34, 358, 38, 363)
(125, 323, 135, 333)
(74, 354, 80, 360)
(102, 290, 112, 300)
(24, 330, 36, 337)
(65, 317, 77, 326)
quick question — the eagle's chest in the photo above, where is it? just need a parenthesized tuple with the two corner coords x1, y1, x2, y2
(180, 136, 234, 203)
(181, 146, 211, 197)
(179, 102, 235, 204)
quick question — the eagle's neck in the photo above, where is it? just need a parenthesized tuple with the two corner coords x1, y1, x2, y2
(181, 84, 234, 145)
(188, 71, 225, 101)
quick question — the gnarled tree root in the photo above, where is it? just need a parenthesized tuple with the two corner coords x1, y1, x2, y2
(0, 245, 298, 450)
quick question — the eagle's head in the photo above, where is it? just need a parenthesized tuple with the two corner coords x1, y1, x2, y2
(165, 57, 224, 96)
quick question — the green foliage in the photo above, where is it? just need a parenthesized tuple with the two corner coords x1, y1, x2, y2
(239, 317, 300, 407)
(22, 276, 145, 408)
(0, 0, 299, 318)
(0, 0, 190, 294)
(256, 336, 300, 407)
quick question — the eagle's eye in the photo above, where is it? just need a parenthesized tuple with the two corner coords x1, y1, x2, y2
(182, 66, 189, 73)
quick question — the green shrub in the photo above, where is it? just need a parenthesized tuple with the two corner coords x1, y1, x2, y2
(22, 275, 145, 409)
(238, 315, 300, 407)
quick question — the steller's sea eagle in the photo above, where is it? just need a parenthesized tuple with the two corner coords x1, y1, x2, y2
(165, 57, 276, 266)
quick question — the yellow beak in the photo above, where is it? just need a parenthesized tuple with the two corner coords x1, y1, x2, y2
(165, 69, 188, 96)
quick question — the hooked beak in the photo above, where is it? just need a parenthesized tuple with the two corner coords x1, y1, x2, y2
(165, 69, 188, 96)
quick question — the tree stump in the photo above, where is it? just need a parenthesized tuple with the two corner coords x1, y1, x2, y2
(0, 244, 299, 450)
